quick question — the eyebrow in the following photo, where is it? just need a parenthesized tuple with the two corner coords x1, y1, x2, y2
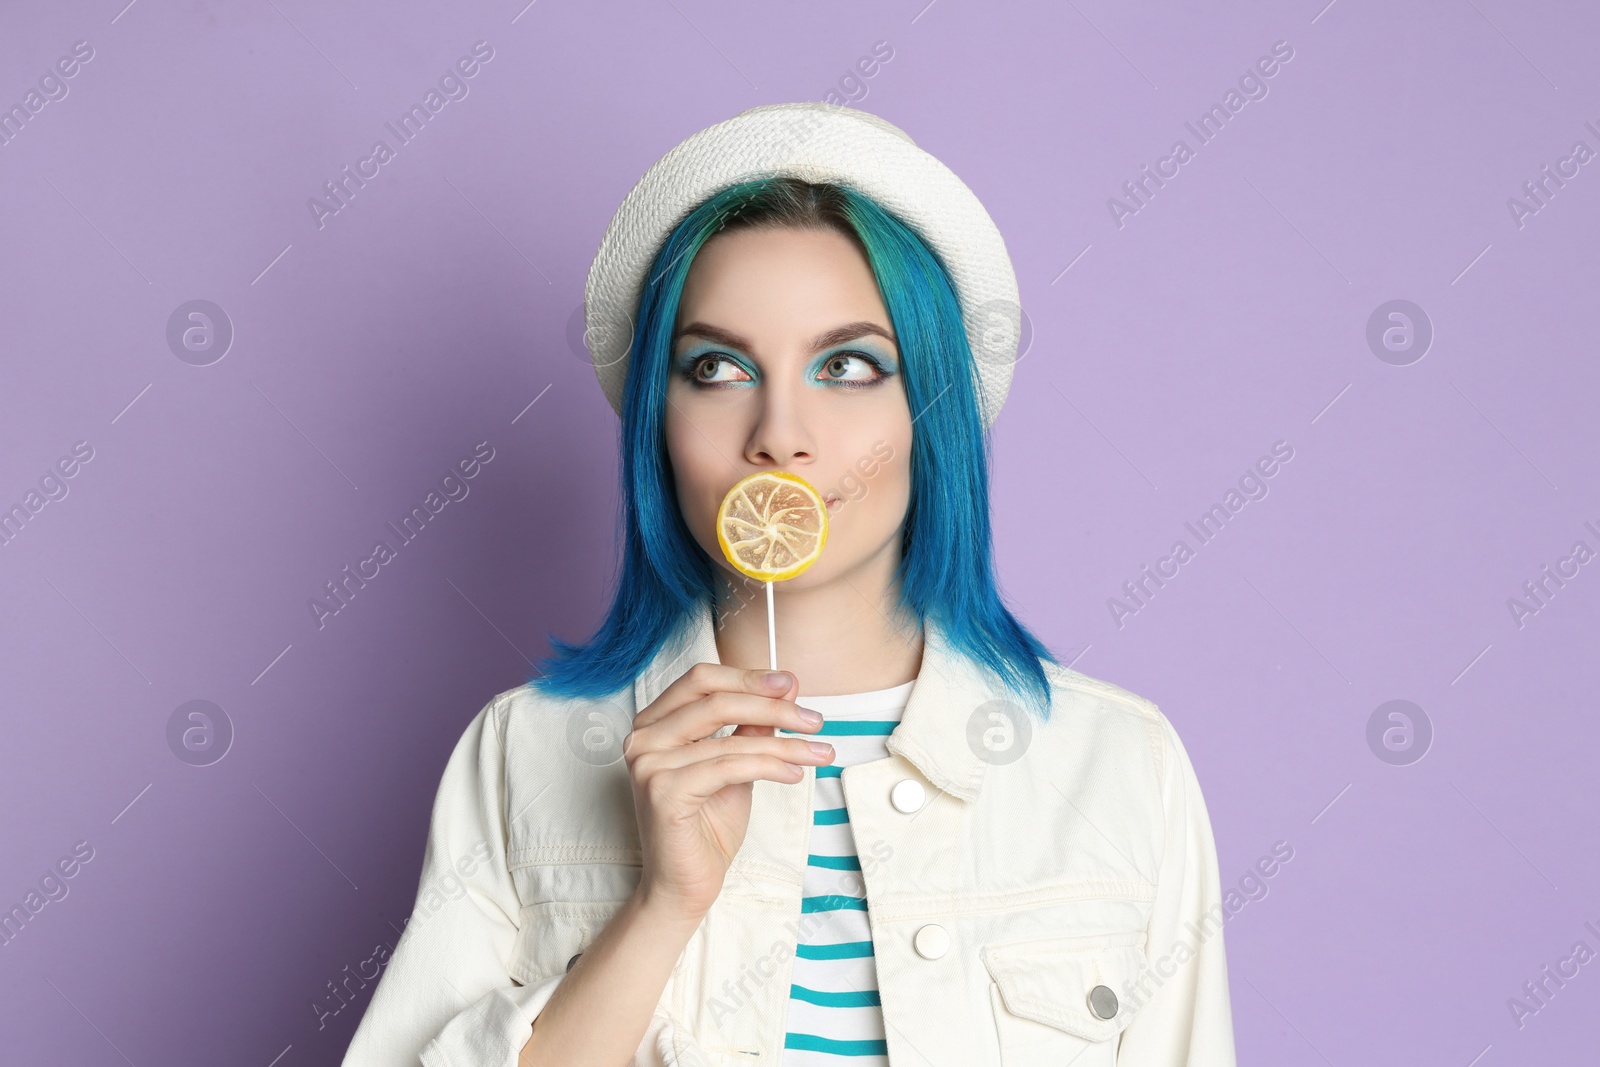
(673, 320, 897, 354)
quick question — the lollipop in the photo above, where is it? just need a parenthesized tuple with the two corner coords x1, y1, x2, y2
(715, 471, 830, 670)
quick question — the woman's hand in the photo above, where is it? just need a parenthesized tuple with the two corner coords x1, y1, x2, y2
(624, 663, 832, 922)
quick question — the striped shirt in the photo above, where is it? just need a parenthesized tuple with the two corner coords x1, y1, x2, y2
(779, 679, 914, 1065)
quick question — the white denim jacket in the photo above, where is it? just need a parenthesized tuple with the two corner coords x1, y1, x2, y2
(342, 600, 1237, 1066)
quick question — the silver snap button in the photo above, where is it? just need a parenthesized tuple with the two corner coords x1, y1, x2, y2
(890, 778, 926, 813)
(566, 952, 582, 972)
(913, 923, 949, 959)
(1087, 983, 1118, 1020)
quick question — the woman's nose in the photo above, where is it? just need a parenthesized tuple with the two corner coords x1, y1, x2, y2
(745, 386, 815, 467)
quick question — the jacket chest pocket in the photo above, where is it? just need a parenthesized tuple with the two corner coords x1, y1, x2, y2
(505, 855, 641, 986)
(981, 929, 1147, 1066)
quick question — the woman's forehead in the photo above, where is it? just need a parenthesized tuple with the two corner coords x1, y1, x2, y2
(674, 230, 893, 352)
(674, 320, 896, 354)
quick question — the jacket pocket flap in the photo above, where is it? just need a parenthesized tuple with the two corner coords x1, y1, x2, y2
(981, 930, 1148, 1042)
(509, 899, 627, 985)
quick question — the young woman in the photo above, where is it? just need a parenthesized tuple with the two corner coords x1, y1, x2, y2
(343, 103, 1236, 1067)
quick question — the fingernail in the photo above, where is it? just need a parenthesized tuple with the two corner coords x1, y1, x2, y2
(807, 741, 833, 756)
(798, 708, 822, 725)
(764, 672, 790, 690)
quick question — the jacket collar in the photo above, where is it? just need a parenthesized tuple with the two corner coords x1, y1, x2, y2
(632, 598, 999, 802)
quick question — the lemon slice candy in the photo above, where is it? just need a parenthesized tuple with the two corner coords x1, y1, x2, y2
(715, 471, 830, 582)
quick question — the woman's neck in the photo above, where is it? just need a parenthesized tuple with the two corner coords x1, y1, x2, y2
(710, 546, 923, 698)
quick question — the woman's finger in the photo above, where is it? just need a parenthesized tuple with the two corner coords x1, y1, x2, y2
(632, 662, 795, 732)
(652, 751, 811, 802)
(636, 732, 833, 775)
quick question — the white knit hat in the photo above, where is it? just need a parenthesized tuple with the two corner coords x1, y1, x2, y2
(582, 101, 1022, 430)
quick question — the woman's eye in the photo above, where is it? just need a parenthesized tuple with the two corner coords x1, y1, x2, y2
(692, 355, 751, 383)
(818, 353, 883, 383)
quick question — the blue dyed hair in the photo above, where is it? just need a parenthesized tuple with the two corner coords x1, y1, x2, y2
(529, 177, 1059, 717)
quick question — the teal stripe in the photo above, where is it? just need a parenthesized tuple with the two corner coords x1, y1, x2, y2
(814, 807, 850, 825)
(784, 1033, 889, 1055)
(808, 853, 861, 871)
(817, 764, 843, 778)
(815, 720, 897, 736)
(796, 939, 874, 960)
(789, 983, 882, 1008)
(801, 893, 867, 913)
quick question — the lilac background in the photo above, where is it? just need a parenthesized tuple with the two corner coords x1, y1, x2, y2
(2, 0, 1597, 1064)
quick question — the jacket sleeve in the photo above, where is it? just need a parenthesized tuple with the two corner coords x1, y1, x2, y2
(340, 694, 703, 1067)
(340, 694, 566, 1067)
(1115, 710, 1238, 1066)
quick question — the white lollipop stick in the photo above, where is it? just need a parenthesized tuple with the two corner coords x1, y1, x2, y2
(766, 580, 777, 670)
